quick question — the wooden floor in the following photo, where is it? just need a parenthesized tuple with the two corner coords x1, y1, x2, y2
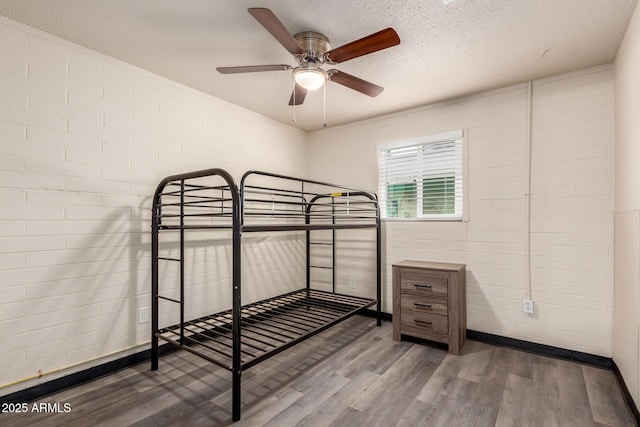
(1, 315, 635, 426)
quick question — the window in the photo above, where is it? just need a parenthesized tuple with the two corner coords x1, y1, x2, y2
(378, 131, 463, 220)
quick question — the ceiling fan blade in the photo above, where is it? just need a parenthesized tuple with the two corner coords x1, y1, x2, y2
(288, 84, 308, 106)
(217, 64, 291, 74)
(248, 8, 304, 55)
(328, 70, 384, 97)
(326, 28, 400, 64)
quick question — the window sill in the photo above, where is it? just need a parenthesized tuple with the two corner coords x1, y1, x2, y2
(381, 217, 464, 223)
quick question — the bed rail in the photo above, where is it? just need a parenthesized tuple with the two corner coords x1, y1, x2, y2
(240, 170, 379, 231)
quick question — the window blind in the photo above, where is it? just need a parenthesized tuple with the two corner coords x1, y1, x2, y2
(378, 135, 463, 220)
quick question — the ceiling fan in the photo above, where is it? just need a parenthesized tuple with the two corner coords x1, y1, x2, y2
(217, 8, 401, 106)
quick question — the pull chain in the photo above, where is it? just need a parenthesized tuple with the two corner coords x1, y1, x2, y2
(292, 84, 296, 123)
(323, 82, 327, 128)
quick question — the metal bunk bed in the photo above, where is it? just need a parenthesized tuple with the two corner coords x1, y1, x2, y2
(150, 168, 381, 421)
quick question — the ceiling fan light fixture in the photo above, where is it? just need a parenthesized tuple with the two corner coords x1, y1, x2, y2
(293, 68, 326, 91)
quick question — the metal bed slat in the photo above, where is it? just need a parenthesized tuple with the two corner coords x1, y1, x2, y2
(243, 314, 300, 339)
(238, 315, 299, 341)
(243, 296, 333, 324)
(155, 333, 231, 370)
(274, 303, 342, 323)
(213, 314, 291, 344)
(198, 317, 284, 360)
(155, 289, 376, 369)
(216, 312, 292, 344)
(240, 330, 281, 351)
(198, 318, 280, 353)
(242, 306, 321, 332)
(273, 293, 358, 318)
(159, 331, 231, 366)
(242, 303, 320, 330)
(181, 337, 235, 362)
(239, 310, 311, 336)
(278, 291, 365, 314)
(165, 325, 270, 366)
(183, 323, 258, 357)
(250, 300, 328, 327)
(241, 297, 374, 370)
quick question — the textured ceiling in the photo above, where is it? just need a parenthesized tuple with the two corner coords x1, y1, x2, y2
(0, 0, 637, 131)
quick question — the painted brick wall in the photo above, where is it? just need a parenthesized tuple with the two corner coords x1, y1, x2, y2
(614, 3, 640, 409)
(0, 12, 617, 397)
(307, 66, 614, 356)
(0, 16, 307, 394)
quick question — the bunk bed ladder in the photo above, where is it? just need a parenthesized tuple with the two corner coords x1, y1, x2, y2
(306, 196, 336, 293)
(151, 180, 187, 370)
(307, 230, 336, 292)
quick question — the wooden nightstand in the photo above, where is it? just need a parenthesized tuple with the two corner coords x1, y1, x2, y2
(392, 260, 466, 355)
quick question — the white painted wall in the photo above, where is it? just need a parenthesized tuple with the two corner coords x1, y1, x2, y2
(0, 16, 307, 394)
(614, 4, 640, 409)
(308, 66, 615, 357)
(0, 10, 624, 400)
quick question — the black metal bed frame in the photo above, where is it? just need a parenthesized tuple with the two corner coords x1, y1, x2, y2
(150, 168, 381, 421)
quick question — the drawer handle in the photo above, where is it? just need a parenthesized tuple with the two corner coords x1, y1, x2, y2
(414, 303, 432, 309)
(415, 319, 433, 327)
(414, 283, 433, 289)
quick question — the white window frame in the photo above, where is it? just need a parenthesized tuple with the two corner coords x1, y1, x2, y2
(377, 130, 466, 221)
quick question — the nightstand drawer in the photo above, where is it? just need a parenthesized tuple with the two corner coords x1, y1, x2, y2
(400, 271, 448, 297)
(401, 311, 448, 338)
(401, 295, 448, 317)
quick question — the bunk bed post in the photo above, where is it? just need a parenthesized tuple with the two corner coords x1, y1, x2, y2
(232, 175, 243, 422)
(376, 200, 382, 327)
(179, 180, 185, 346)
(303, 182, 311, 298)
(305, 220, 310, 293)
(151, 195, 160, 370)
(332, 196, 336, 293)
(231, 225, 242, 421)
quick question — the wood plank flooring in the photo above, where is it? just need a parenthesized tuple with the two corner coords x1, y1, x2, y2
(1, 315, 635, 426)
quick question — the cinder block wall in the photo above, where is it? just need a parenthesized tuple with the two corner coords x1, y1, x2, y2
(0, 11, 618, 398)
(308, 66, 614, 357)
(0, 16, 307, 394)
(614, 3, 640, 410)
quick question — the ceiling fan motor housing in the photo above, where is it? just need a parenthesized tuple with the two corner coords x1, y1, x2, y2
(294, 31, 330, 64)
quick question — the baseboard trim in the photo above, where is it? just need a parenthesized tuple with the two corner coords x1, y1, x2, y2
(466, 329, 612, 369)
(612, 360, 640, 425)
(371, 313, 614, 370)
(360, 308, 393, 322)
(0, 344, 175, 406)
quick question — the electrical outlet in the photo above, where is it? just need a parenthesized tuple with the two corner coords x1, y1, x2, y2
(138, 307, 150, 324)
(349, 277, 357, 289)
(523, 299, 534, 314)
